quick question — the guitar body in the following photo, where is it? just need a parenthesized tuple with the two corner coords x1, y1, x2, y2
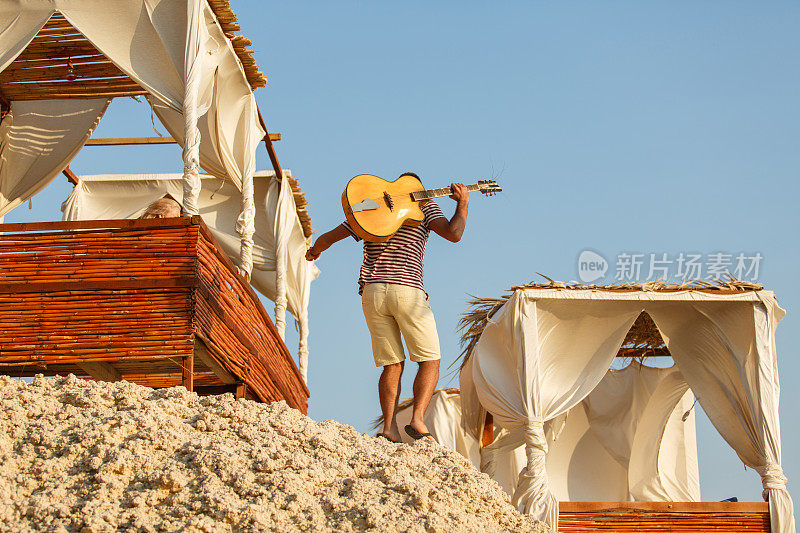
(342, 174, 427, 242)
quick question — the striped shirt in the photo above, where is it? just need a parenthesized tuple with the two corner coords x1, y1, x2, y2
(343, 201, 446, 294)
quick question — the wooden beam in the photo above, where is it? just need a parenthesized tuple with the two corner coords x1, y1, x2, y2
(256, 107, 284, 180)
(616, 347, 671, 358)
(77, 362, 121, 382)
(62, 166, 78, 185)
(84, 133, 280, 146)
(194, 338, 236, 384)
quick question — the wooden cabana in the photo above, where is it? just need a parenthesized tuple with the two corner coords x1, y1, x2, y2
(0, 1, 314, 406)
(0, 217, 308, 412)
(454, 279, 794, 532)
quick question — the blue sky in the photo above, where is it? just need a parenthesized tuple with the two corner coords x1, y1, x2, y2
(7, 1, 799, 502)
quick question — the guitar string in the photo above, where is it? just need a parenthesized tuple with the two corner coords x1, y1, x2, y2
(370, 185, 489, 202)
(361, 188, 496, 204)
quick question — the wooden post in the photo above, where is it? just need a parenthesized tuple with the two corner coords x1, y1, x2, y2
(481, 412, 495, 447)
(256, 107, 283, 180)
(256, 106, 288, 339)
(235, 382, 247, 399)
(182, 353, 194, 391)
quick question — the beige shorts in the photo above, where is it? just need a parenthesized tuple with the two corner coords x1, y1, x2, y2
(361, 283, 441, 367)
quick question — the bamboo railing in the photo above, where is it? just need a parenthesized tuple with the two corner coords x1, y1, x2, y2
(0, 217, 308, 413)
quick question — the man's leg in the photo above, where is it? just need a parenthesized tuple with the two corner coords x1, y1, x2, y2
(409, 359, 439, 437)
(388, 285, 441, 440)
(362, 284, 406, 442)
(379, 361, 404, 441)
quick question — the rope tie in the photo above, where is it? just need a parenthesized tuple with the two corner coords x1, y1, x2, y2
(757, 462, 787, 500)
(523, 419, 548, 470)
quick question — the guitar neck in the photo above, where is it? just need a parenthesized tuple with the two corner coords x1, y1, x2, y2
(411, 183, 482, 201)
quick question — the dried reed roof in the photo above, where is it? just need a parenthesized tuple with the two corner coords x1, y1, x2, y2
(457, 276, 764, 368)
(285, 174, 314, 238)
(0, 2, 264, 102)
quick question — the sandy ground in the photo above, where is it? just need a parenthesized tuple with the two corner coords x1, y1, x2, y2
(0, 375, 546, 532)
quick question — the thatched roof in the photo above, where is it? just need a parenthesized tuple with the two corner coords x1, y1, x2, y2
(285, 174, 313, 238)
(457, 276, 764, 368)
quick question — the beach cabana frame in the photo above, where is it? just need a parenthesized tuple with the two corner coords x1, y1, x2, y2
(0, 0, 316, 378)
(459, 280, 794, 532)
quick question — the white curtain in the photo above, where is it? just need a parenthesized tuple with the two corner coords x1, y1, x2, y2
(648, 296, 794, 533)
(627, 367, 699, 502)
(467, 363, 700, 503)
(469, 290, 643, 528)
(61, 171, 319, 375)
(549, 363, 700, 502)
(0, 99, 109, 217)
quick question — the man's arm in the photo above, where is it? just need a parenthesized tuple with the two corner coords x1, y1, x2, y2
(428, 182, 469, 243)
(305, 223, 352, 261)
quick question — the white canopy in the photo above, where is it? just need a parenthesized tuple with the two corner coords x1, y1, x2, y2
(0, 0, 266, 273)
(466, 288, 794, 532)
(62, 171, 319, 380)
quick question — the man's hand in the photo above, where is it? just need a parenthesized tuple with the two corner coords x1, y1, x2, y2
(429, 183, 470, 243)
(449, 182, 469, 205)
(305, 245, 321, 261)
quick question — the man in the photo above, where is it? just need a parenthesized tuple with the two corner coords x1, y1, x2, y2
(139, 195, 182, 219)
(306, 172, 469, 443)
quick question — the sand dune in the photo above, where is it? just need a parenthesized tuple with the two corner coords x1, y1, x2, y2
(0, 375, 545, 532)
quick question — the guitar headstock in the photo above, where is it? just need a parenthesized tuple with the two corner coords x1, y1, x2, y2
(477, 179, 502, 196)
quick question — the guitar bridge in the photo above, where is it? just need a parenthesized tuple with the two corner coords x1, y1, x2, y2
(383, 191, 394, 211)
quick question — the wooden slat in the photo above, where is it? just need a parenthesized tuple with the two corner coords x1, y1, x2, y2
(0, 278, 197, 295)
(0, 216, 196, 233)
(558, 501, 770, 532)
(84, 133, 281, 146)
(2, 79, 145, 100)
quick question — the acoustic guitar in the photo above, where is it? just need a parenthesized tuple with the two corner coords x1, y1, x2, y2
(342, 173, 501, 242)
